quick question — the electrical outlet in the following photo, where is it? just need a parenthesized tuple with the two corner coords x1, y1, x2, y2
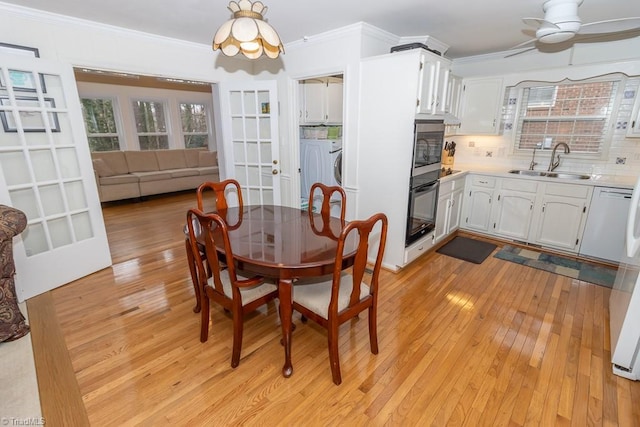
(616, 157, 627, 165)
(469, 141, 475, 147)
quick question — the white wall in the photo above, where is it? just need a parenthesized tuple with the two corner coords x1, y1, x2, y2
(450, 37, 640, 177)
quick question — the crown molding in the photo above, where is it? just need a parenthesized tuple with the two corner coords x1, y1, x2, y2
(285, 22, 399, 51)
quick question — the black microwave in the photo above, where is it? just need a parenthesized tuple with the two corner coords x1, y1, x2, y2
(412, 119, 445, 176)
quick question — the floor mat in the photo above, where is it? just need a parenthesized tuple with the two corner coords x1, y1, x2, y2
(436, 236, 497, 264)
(494, 245, 617, 288)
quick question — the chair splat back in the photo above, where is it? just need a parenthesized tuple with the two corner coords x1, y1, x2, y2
(197, 179, 243, 214)
(309, 182, 346, 221)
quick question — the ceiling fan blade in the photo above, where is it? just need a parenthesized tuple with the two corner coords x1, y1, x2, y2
(504, 47, 537, 58)
(509, 38, 538, 50)
(579, 17, 640, 35)
(523, 17, 560, 30)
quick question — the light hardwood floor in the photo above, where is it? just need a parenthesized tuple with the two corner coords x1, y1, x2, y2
(30, 191, 640, 426)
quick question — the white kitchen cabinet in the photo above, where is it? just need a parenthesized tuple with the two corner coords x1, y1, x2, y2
(417, 52, 451, 115)
(435, 175, 465, 243)
(627, 91, 640, 138)
(491, 179, 537, 241)
(405, 234, 436, 265)
(532, 183, 591, 252)
(462, 175, 496, 233)
(456, 77, 504, 135)
(300, 77, 343, 124)
(446, 74, 463, 117)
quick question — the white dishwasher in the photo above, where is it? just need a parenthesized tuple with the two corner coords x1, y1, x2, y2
(579, 186, 632, 263)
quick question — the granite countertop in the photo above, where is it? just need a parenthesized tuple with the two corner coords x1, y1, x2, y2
(446, 164, 638, 189)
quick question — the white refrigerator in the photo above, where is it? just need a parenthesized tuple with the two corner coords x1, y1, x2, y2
(610, 174, 640, 380)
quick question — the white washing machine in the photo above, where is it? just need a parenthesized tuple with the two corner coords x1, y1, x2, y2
(300, 138, 343, 214)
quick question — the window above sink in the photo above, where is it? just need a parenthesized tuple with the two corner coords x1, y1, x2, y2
(514, 79, 620, 156)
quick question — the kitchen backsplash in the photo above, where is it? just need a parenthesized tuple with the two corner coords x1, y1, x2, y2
(449, 77, 640, 177)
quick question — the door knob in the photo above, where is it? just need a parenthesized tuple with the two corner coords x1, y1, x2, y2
(272, 169, 278, 175)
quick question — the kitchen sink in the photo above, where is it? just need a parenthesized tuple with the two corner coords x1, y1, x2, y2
(507, 170, 547, 177)
(507, 170, 591, 180)
(544, 172, 591, 180)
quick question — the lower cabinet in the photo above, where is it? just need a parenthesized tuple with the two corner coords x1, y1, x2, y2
(434, 175, 465, 244)
(462, 175, 496, 233)
(461, 174, 592, 254)
(404, 235, 435, 265)
(531, 183, 591, 252)
(491, 179, 538, 241)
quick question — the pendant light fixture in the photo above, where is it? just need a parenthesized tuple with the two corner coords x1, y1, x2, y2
(213, 0, 284, 59)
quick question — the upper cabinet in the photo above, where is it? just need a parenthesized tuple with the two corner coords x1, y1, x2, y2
(300, 76, 343, 124)
(456, 77, 504, 135)
(627, 91, 640, 138)
(417, 52, 452, 115)
(446, 74, 463, 117)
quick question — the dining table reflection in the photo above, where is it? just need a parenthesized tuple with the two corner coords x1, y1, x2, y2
(206, 204, 357, 377)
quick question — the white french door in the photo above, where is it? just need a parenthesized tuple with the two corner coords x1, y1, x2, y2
(0, 53, 111, 301)
(216, 80, 281, 206)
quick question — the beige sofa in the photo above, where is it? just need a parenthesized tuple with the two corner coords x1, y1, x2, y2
(91, 148, 219, 202)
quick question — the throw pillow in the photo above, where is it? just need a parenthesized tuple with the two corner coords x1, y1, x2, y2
(93, 158, 116, 177)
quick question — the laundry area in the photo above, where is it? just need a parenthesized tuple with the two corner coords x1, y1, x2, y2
(299, 127, 343, 214)
(298, 74, 344, 216)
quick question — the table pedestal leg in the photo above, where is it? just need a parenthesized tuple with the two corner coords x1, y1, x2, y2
(279, 279, 293, 377)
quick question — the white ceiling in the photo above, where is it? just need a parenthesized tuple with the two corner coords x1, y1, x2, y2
(3, 0, 640, 58)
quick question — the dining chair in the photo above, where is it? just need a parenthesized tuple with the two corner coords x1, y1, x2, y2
(197, 179, 244, 216)
(292, 212, 388, 385)
(187, 179, 244, 312)
(186, 208, 278, 368)
(308, 182, 346, 221)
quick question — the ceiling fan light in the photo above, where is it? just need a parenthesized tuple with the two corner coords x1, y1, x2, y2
(212, 0, 284, 59)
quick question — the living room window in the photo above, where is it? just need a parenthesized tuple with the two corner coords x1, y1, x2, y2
(80, 97, 122, 152)
(180, 102, 209, 148)
(133, 99, 169, 150)
(515, 80, 619, 155)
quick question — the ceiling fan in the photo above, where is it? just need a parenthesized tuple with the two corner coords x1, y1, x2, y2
(508, 0, 640, 54)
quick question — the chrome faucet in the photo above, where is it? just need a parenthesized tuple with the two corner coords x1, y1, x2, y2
(548, 142, 570, 172)
(529, 148, 537, 170)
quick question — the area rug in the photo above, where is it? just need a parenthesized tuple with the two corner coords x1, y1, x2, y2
(494, 245, 617, 288)
(436, 236, 497, 264)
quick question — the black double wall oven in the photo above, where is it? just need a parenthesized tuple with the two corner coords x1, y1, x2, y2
(406, 119, 445, 246)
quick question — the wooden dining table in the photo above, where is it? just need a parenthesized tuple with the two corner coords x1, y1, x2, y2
(207, 204, 357, 378)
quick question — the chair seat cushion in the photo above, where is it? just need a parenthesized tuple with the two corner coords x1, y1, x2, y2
(293, 274, 370, 320)
(207, 270, 277, 305)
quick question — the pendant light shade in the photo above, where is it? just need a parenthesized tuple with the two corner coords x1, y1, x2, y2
(213, 0, 284, 59)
